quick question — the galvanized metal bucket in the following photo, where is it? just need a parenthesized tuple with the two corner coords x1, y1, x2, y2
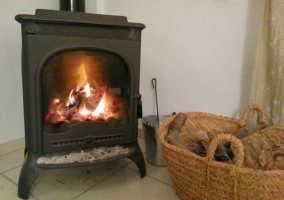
(141, 115, 170, 167)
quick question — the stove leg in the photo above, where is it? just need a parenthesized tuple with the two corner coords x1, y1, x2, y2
(128, 142, 146, 178)
(18, 152, 45, 199)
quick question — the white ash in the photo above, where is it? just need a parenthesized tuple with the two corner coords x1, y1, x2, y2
(37, 146, 131, 165)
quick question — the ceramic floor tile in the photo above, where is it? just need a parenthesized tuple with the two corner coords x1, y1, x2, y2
(114, 157, 132, 167)
(1, 137, 178, 200)
(29, 162, 124, 200)
(74, 167, 179, 200)
(0, 137, 25, 157)
(127, 155, 173, 186)
(0, 175, 17, 200)
(0, 174, 37, 200)
(0, 148, 25, 173)
(3, 166, 22, 184)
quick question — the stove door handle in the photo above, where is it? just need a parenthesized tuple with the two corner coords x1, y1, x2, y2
(134, 94, 142, 118)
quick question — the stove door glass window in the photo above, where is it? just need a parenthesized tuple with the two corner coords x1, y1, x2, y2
(42, 50, 130, 131)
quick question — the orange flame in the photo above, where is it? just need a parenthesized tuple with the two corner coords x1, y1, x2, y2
(69, 89, 75, 106)
(84, 83, 91, 97)
(92, 93, 106, 117)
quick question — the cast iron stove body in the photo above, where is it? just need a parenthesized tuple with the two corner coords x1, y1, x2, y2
(16, 9, 146, 199)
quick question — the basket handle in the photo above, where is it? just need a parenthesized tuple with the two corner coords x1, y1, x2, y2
(206, 134, 244, 167)
(239, 104, 267, 127)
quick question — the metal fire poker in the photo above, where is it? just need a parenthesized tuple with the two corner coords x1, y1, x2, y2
(151, 78, 160, 124)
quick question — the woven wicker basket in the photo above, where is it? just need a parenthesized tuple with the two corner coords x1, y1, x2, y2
(159, 105, 284, 200)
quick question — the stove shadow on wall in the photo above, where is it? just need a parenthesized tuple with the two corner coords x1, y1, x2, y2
(15, 1, 146, 199)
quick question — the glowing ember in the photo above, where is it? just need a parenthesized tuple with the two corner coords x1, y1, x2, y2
(79, 109, 92, 116)
(79, 104, 91, 115)
(45, 82, 126, 125)
(84, 83, 91, 97)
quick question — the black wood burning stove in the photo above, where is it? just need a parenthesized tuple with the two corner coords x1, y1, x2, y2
(15, 2, 146, 199)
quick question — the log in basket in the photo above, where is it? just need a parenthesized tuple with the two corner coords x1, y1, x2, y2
(159, 105, 284, 200)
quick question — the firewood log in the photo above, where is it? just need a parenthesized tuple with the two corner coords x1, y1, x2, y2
(240, 127, 284, 170)
(166, 113, 195, 151)
(206, 133, 233, 164)
(235, 122, 267, 139)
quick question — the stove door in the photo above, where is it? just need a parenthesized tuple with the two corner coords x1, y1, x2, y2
(41, 50, 134, 153)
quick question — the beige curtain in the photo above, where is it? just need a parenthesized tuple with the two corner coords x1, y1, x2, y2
(250, 0, 284, 125)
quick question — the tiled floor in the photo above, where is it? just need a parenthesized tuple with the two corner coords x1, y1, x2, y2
(0, 132, 179, 200)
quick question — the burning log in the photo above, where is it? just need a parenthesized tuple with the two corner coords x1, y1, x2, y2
(168, 114, 233, 164)
(44, 83, 127, 126)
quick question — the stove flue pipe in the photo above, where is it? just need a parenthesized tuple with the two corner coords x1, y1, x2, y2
(60, 0, 85, 12)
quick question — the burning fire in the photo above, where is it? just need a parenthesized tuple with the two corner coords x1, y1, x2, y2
(45, 72, 125, 125)
(69, 89, 76, 106)
(84, 83, 91, 97)
(91, 93, 106, 117)
(75, 83, 107, 117)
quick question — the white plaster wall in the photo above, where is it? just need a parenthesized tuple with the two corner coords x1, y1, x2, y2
(97, 0, 263, 124)
(0, 0, 262, 144)
(0, 0, 96, 144)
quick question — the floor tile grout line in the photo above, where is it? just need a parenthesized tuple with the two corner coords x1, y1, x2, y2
(1, 164, 23, 175)
(2, 168, 21, 185)
(125, 166, 173, 187)
(3, 163, 173, 188)
(2, 174, 18, 186)
(1, 174, 18, 187)
(0, 175, 39, 200)
(2, 167, 40, 200)
(2, 160, 172, 199)
(70, 164, 128, 200)
(0, 135, 146, 199)
(72, 164, 173, 200)
(0, 147, 25, 157)
(123, 155, 173, 186)
(146, 175, 173, 187)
